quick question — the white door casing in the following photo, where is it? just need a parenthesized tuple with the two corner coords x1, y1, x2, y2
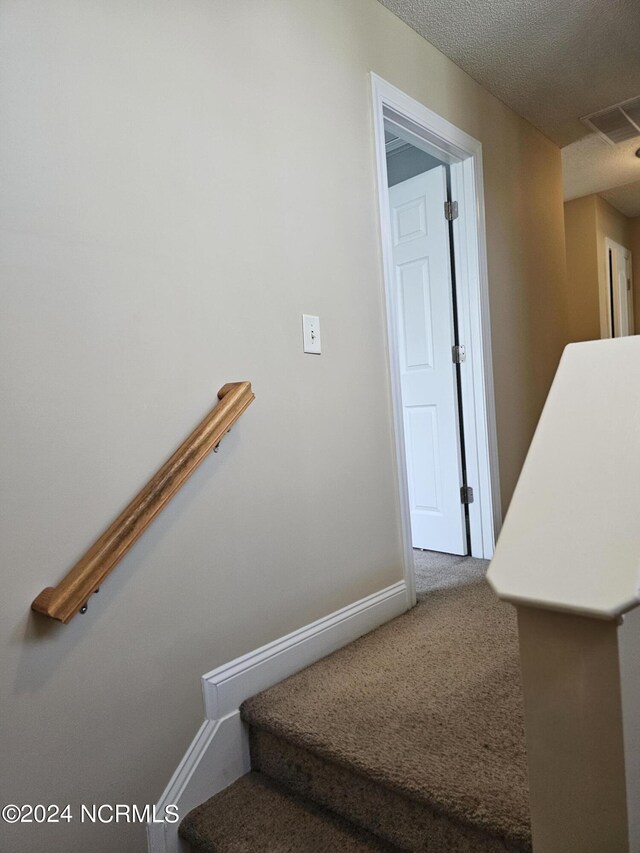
(606, 239, 634, 338)
(371, 73, 501, 605)
(389, 167, 466, 555)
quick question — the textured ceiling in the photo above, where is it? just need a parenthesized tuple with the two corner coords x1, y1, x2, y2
(599, 179, 640, 218)
(562, 134, 640, 200)
(379, 0, 640, 210)
(378, 0, 640, 147)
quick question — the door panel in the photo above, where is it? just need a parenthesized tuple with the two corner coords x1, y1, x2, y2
(390, 166, 466, 554)
(398, 258, 434, 369)
(405, 405, 439, 511)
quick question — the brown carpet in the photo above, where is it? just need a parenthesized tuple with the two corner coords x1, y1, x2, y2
(181, 580, 531, 852)
(243, 581, 530, 852)
(413, 549, 489, 598)
(179, 772, 400, 852)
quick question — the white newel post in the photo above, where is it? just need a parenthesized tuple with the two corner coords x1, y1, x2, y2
(488, 337, 640, 853)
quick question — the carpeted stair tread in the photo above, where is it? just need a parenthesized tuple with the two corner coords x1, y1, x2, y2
(178, 771, 400, 852)
(250, 729, 526, 853)
(242, 581, 530, 850)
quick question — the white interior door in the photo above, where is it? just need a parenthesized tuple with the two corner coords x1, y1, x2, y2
(389, 166, 466, 555)
(608, 240, 634, 337)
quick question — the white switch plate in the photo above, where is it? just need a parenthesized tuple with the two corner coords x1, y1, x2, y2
(302, 314, 321, 354)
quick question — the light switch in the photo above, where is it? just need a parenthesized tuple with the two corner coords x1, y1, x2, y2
(302, 314, 321, 354)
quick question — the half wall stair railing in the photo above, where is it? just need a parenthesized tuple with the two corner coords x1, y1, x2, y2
(31, 381, 255, 624)
(488, 337, 640, 853)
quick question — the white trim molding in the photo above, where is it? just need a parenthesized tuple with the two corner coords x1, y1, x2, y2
(148, 713, 249, 853)
(201, 580, 408, 719)
(370, 73, 501, 594)
(148, 579, 408, 853)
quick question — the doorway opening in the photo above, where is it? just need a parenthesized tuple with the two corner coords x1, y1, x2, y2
(385, 125, 477, 597)
(371, 75, 501, 606)
(606, 239, 634, 338)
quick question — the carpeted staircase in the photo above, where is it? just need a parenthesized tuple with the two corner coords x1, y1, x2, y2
(179, 577, 531, 852)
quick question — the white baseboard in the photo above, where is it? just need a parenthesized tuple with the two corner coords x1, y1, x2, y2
(148, 579, 408, 853)
(201, 580, 408, 719)
(147, 712, 249, 853)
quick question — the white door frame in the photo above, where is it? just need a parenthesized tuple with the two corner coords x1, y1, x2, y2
(371, 74, 501, 604)
(603, 237, 633, 338)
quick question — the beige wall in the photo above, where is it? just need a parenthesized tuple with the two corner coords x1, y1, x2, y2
(564, 196, 600, 342)
(630, 217, 640, 332)
(564, 194, 633, 342)
(0, 1, 568, 850)
(596, 196, 632, 249)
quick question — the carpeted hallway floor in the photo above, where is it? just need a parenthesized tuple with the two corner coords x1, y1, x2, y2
(181, 562, 530, 852)
(413, 548, 489, 598)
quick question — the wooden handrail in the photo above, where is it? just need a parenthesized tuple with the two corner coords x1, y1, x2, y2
(31, 381, 255, 623)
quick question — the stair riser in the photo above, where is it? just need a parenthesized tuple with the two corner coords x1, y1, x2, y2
(250, 728, 530, 853)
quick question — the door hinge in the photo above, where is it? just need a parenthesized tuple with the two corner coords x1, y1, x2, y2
(452, 344, 466, 364)
(444, 200, 459, 221)
(460, 485, 474, 505)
